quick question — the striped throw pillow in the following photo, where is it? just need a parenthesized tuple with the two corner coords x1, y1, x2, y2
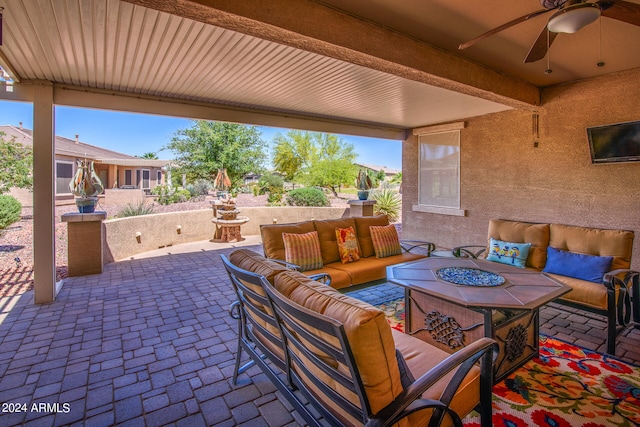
(369, 225, 402, 258)
(282, 231, 323, 271)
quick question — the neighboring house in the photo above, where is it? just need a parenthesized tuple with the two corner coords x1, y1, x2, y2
(355, 163, 400, 180)
(0, 124, 170, 205)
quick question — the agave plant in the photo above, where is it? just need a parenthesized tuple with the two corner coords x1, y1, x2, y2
(372, 188, 401, 222)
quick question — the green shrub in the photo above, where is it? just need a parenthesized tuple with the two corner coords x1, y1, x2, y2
(372, 189, 401, 222)
(285, 187, 329, 207)
(117, 200, 155, 218)
(186, 179, 212, 197)
(170, 189, 191, 204)
(0, 195, 22, 229)
(257, 174, 284, 195)
(152, 185, 191, 205)
(267, 188, 285, 206)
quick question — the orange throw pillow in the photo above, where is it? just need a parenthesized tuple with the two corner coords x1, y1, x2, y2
(335, 226, 360, 264)
(282, 231, 323, 271)
(370, 224, 402, 258)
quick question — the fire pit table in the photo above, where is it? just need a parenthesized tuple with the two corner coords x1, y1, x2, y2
(388, 257, 571, 380)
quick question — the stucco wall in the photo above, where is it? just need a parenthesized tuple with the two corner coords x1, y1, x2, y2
(403, 68, 640, 270)
(103, 206, 349, 262)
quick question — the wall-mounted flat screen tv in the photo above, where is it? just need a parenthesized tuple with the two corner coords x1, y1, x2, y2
(587, 120, 640, 164)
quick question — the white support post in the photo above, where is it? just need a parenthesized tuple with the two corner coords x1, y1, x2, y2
(32, 81, 57, 304)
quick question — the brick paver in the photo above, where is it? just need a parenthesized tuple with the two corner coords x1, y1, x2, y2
(0, 242, 638, 426)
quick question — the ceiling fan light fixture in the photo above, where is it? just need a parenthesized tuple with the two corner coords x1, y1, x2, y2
(547, 2, 601, 33)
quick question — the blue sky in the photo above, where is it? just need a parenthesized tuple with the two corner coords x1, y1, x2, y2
(0, 100, 402, 170)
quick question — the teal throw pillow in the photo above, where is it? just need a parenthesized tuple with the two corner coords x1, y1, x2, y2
(486, 238, 531, 268)
(542, 247, 613, 283)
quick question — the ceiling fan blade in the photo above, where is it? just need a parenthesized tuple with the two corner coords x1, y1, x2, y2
(459, 8, 553, 50)
(598, 0, 640, 26)
(524, 27, 559, 63)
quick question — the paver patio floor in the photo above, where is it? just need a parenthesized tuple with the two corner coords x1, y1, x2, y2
(0, 239, 638, 426)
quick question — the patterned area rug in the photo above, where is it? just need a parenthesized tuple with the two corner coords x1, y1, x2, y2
(375, 298, 640, 427)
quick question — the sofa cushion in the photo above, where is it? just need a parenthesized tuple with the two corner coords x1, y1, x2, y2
(282, 231, 323, 271)
(370, 224, 402, 258)
(260, 221, 315, 261)
(274, 270, 404, 421)
(543, 246, 613, 283)
(313, 218, 357, 265)
(392, 329, 480, 426)
(328, 252, 426, 285)
(551, 274, 612, 311)
(486, 238, 531, 268)
(229, 249, 289, 284)
(488, 219, 550, 270)
(336, 226, 360, 264)
(549, 223, 633, 271)
(354, 215, 390, 257)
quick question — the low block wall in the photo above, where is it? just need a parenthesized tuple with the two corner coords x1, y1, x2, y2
(103, 206, 349, 262)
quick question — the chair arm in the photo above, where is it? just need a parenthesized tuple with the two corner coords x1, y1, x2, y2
(603, 269, 639, 291)
(452, 245, 486, 259)
(307, 273, 332, 286)
(400, 240, 436, 256)
(366, 337, 496, 427)
(268, 258, 302, 271)
(603, 269, 639, 326)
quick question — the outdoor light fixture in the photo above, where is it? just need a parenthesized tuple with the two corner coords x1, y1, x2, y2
(547, 2, 601, 33)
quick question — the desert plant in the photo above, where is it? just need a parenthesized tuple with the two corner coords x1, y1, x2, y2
(0, 195, 22, 229)
(152, 185, 191, 205)
(117, 200, 155, 218)
(285, 187, 329, 207)
(372, 188, 401, 222)
(257, 173, 284, 195)
(187, 179, 212, 197)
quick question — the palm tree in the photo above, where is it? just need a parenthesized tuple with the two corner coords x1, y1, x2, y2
(140, 152, 159, 159)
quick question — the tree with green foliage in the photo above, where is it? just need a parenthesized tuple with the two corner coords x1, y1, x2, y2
(303, 133, 358, 196)
(165, 121, 267, 191)
(0, 195, 22, 229)
(0, 132, 33, 194)
(272, 131, 357, 196)
(271, 130, 314, 182)
(390, 171, 403, 193)
(140, 152, 159, 159)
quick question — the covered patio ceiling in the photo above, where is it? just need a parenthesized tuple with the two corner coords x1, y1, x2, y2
(0, 0, 548, 140)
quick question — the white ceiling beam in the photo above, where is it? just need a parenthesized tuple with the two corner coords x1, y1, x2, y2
(51, 82, 408, 140)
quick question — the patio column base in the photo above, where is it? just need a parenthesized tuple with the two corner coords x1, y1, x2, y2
(61, 211, 107, 276)
(347, 200, 376, 217)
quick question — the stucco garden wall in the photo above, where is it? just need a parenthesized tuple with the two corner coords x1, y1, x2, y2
(402, 68, 640, 270)
(103, 206, 349, 262)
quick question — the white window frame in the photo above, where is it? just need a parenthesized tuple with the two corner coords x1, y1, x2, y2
(156, 170, 162, 185)
(412, 122, 466, 217)
(55, 160, 74, 196)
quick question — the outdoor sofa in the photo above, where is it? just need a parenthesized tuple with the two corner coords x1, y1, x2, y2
(222, 249, 496, 427)
(259, 215, 433, 289)
(454, 218, 638, 354)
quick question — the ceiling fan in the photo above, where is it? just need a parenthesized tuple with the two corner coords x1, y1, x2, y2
(459, 0, 640, 63)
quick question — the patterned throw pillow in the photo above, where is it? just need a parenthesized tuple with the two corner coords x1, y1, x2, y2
(282, 231, 323, 271)
(486, 238, 531, 268)
(335, 226, 360, 264)
(369, 224, 402, 258)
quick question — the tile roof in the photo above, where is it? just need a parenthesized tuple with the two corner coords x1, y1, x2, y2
(0, 125, 169, 167)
